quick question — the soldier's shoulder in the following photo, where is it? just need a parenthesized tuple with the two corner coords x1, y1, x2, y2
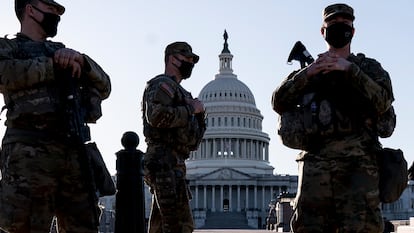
(352, 53, 390, 81)
(353, 53, 381, 66)
(0, 35, 17, 49)
(152, 74, 174, 82)
(148, 74, 177, 87)
(45, 39, 65, 49)
(146, 74, 178, 97)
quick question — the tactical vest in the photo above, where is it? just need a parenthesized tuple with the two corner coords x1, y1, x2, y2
(143, 75, 206, 155)
(1, 35, 64, 130)
(278, 54, 395, 150)
(2, 34, 103, 132)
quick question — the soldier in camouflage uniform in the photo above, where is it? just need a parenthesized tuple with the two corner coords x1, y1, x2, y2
(142, 42, 206, 233)
(0, 0, 111, 232)
(272, 3, 394, 233)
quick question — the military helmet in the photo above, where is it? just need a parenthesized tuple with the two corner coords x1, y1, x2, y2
(165, 41, 199, 64)
(15, 0, 65, 19)
(323, 3, 354, 22)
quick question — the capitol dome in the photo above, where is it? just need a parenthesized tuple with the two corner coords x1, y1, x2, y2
(186, 31, 273, 176)
(199, 72, 256, 106)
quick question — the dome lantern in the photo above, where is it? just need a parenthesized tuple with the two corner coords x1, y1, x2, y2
(219, 29, 234, 75)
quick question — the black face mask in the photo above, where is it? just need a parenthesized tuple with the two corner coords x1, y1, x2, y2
(324, 22, 353, 48)
(174, 56, 194, 79)
(31, 5, 60, 38)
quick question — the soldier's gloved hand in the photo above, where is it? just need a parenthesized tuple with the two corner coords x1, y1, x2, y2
(54, 48, 85, 78)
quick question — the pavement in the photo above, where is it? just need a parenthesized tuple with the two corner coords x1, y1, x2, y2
(194, 230, 281, 233)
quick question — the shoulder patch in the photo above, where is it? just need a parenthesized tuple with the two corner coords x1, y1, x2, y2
(159, 82, 175, 98)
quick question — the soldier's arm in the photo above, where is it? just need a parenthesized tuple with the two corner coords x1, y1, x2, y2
(144, 81, 192, 128)
(272, 68, 309, 114)
(347, 59, 393, 114)
(80, 54, 111, 100)
(0, 39, 55, 92)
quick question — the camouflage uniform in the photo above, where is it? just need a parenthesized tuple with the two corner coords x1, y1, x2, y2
(142, 74, 205, 233)
(0, 32, 111, 233)
(272, 52, 393, 232)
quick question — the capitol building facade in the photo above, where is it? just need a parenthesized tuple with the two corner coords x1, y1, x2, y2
(185, 31, 298, 229)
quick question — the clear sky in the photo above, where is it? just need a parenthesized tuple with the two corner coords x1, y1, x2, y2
(1, 1, 413, 176)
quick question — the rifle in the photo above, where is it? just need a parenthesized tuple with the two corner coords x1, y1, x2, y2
(61, 69, 116, 225)
(61, 70, 91, 144)
(287, 41, 314, 68)
(60, 69, 103, 227)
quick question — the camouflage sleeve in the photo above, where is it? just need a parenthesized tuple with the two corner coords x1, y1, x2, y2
(347, 57, 393, 114)
(0, 38, 55, 92)
(82, 54, 111, 100)
(144, 79, 192, 128)
(271, 68, 309, 114)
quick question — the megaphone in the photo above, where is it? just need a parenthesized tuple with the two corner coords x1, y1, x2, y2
(287, 41, 314, 68)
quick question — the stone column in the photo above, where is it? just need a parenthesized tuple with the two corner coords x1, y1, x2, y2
(212, 185, 216, 212)
(234, 138, 241, 158)
(255, 141, 259, 160)
(206, 139, 211, 159)
(199, 141, 203, 159)
(260, 141, 264, 160)
(204, 185, 207, 210)
(241, 139, 245, 158)
(213, 139, 217, 159)
(271, 186, 274, 200)
(220, 185, 224, 211)
(195, 185, 199, 209)
(220, 138, 224, 157)
(262, 186, 265, 211)
(229, 185, 233, 212)
(254, 186, 257, 209)
(246, 186, 249, 210)
(237, 185, 241, 211)
(250, 140, 254, 159)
